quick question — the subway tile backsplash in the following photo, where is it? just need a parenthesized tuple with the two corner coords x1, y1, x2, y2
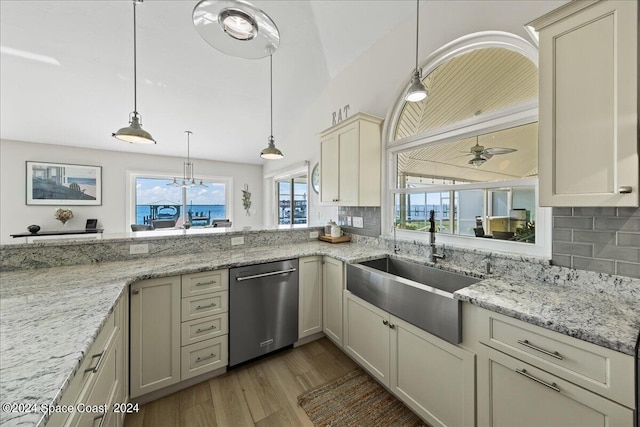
(337, 206, 381, 238)
(552, 206, 640, 278)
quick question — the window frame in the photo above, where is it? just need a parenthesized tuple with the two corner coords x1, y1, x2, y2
(126, 170, 233, 228)
(382, 32, 551, 258)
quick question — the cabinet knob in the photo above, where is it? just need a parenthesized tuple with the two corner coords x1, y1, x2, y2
(618, 186, 632, 194)
(382, 319, 389, 326)
(389, 323, 396, 329)
(131, 289, 139, 295)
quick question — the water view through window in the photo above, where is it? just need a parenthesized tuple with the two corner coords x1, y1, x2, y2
(135, 177, 227, 226)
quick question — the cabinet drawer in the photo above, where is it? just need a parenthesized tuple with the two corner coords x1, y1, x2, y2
(181, 313, 228, 346)
(182, 270, 228, 298)
(478, 345, 633, 427)
(478, 309, 634, 407)
(181, 291, 228, 322)
(180, 336, 228, 380)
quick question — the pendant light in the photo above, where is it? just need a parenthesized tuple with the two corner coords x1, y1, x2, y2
(168, 131, 208, 188)
(260, 51, 283, 160)
(112, 0, 156, 144)
(405, 0, 428, 103)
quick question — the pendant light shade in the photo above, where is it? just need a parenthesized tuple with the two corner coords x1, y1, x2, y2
(260, 52, 283, 160)
(405, 0, 428, 103)
(113, 0, 156, 144)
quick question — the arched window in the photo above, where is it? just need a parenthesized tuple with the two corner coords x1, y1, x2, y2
(384, 32, 551, 257)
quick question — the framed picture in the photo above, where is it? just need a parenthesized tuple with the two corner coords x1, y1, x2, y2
(26, 161, 102, 205)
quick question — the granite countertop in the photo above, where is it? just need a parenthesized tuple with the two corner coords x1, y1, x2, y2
(0, 242, 386, 426)
(454, 276, 640, 356)
(1, 241, 639, 426)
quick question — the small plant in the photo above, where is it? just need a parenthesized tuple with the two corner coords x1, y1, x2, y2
(54, 208, 73, 225)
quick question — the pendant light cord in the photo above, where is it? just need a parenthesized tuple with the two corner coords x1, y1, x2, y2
(415, 0, 419, 72)
(133, 0, 138, 114)
(270, 52, 273, 138)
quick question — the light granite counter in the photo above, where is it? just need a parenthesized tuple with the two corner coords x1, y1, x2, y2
(0, 241, 385, 427)
(2, 240, 639, 426)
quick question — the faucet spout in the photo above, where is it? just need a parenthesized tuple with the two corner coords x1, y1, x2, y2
(428, 210, 444, 262)
(393, 222, 400, 254)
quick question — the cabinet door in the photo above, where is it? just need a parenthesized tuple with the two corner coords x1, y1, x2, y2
(477, 345, 634, 427)
(320, 134, 340, 203)
(298, 256, 323, 339)
(343, 291, 390, 386)
(336, 121, 359, 206)
(322, 257, 344, 346)
(130, 276, 181, 398)
(537, 0, 638, 206)
(390, 316, 474, 427)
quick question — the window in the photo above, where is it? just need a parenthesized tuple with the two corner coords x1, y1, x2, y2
(127, 172, 232, 228)
(276, 176, 307, 225)
(385, 34, 551, 257)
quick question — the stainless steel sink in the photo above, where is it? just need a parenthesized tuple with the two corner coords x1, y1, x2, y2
(346, 256, 480, 344)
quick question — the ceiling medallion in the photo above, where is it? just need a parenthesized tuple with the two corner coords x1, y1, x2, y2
(193, 0, 280, 59)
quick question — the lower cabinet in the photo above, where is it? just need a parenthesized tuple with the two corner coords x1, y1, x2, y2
(298, 256, 323, 339)
(343, 291, 475, 427)
(322, 257, 344, 347)
(477, 345, 634, 427)
(129, 276, 181, 398)
(130, 270, 229, 400)
(47, 294, 128, 427)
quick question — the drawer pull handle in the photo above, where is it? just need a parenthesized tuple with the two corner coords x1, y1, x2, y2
(196, 353, 216, 363)
(92, 414, 106, 427)
(517, 339, 563, 360)
(195, 280, 216, 286)
(196, 325, 217, 333)
(84, 351, 105, 374)
(196, 303, 216, 310)
(618, 186, 632, 194)
(516, 368, 560, 392)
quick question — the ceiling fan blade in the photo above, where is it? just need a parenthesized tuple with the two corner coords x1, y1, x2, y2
(484, 147, 517, 155)
(482, 153, 494, 159)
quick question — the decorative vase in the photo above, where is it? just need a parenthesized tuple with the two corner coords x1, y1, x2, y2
(27, 224, 40, 234)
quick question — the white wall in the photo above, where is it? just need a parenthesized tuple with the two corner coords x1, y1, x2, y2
(264, 0, 567, 227)
(0, 139, 263, 243)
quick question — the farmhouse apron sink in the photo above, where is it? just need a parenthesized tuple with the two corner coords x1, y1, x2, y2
(346, 256, 480, 344)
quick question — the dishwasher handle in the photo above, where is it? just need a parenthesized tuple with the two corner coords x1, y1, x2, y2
(236, 268, 297, 282)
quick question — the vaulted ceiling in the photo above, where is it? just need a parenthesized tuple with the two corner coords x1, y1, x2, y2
(0, 0, 415, 164)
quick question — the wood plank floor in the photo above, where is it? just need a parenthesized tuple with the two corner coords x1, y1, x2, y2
(123, 338, 358, 427)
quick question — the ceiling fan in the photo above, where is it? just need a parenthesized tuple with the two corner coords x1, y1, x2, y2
(465, 138, 517, 167)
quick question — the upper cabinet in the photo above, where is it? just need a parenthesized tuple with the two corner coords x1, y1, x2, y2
(320, 113, 383, 206)
(531, 0, 638, 207)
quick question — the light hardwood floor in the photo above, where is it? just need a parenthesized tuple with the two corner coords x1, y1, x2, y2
(123, 338, 358, 427)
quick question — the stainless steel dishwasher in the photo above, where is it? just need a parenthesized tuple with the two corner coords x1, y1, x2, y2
(229, 259, 298, 367)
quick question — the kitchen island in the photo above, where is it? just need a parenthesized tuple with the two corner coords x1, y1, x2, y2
(1, 238, 638, 426)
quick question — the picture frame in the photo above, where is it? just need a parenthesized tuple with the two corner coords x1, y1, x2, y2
(26, 161, 102, 205)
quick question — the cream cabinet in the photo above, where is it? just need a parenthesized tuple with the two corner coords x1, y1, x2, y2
(477, 346, 633, 427)
(344, 290, 390, 384)
(322, 257, 344, 347)
(531, 0, 638, 206)
(319, 113, 383, 206)
(130, 270, 229, 399)
(344, 291, 475, 427)
(130, 276, 181, 398)
(47, 295, 128, 427)
(477, 308, 635, 427)
(179, 270, 228, 381)
(298, 256, 323, 339)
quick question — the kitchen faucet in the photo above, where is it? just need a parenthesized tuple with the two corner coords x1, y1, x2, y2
(393, 221, 400, 254)
(429, 210, 445, 262)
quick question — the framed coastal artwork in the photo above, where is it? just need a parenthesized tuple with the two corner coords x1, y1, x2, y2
(26, 161, 102, 205)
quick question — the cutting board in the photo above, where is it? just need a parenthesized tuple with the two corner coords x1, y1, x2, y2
(318, 234, 351, 243)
